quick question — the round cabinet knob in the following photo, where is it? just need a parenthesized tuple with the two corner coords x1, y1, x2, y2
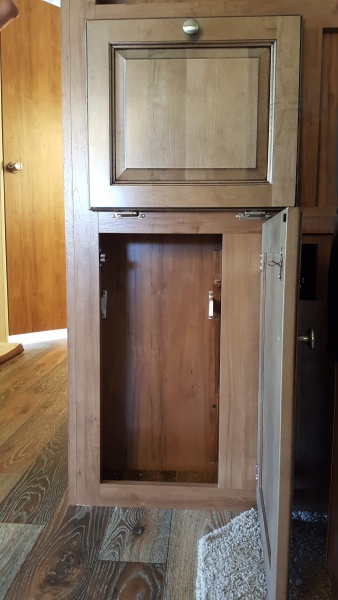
(7, 161, 23, 174)
(298, 328, 315, 350)
(183, 18, 199, 35)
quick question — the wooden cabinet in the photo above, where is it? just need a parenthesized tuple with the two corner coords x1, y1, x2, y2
(97, 208, 301, 599)
(63, 1, 337, 598)
(87, 16, 300, 209)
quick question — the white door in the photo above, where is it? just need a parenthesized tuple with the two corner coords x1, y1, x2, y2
(257, 208, 301, 598)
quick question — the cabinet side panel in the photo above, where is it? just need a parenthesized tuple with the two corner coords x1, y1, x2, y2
(64, 0, 100, 505)
(317, 31, 338, 208)
(218, 233, 261, 492)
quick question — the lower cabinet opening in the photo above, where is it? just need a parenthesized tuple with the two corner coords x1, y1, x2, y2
(99, 233, 222, 485)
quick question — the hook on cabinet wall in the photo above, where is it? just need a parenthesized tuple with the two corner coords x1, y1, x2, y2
(267, 250, 283, 280)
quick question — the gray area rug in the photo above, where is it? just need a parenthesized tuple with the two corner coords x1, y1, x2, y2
(196, 509, 330, 599)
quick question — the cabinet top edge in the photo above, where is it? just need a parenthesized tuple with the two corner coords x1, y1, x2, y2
(86, 1, 337, 22)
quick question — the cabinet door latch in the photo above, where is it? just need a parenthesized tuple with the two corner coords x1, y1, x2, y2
(101, 290, 108, 319)
(208, 291, 214, 319)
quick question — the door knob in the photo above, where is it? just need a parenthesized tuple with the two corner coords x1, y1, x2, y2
(7, 161, 23, 173)
(183, 18, 199, 35)
(297, 328, 315, 350)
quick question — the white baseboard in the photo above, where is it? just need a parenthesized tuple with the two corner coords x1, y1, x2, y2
(42, 0, 61, 7)
(8, 329, 67, 344)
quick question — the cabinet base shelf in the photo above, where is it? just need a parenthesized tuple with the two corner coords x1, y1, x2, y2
(101, 469, 218, 484)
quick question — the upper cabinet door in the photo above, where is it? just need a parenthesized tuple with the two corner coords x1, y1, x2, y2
(87, 16, 301, 209)
(257, 208, 301, 599)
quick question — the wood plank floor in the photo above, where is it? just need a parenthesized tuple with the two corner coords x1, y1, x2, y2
(0, 341, 239, 599)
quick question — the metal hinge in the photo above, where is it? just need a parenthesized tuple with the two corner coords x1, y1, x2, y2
(111, 211, 145, 219)
(236, 210, 271, 220)
(101, 290, 108, 319)
(256, 464, 259, 482)
(99, 251, 109, 266)
(260, 253, 264, 272)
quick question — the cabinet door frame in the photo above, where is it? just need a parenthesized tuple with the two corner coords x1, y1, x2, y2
(86, 16, 301, 209)
(70, 209, 299, 518)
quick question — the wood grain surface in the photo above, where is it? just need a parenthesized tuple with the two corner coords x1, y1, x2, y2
(0, 423, 68, 525)
(0, 346, 67, 446)
(0, 523, 44, 600)
(93, 0, 337, 19)
(0, 474, 21, 503)
(87, 16, 299, 209)
(163, 510, 235, 599)
(99, 508, 171, 562)
(64, 0, 337, 510)
(317, 31, 338, 208)
(100, 234, 221, 477)
(5, 495, 114, 600)
(0, 384, 66, 474)
(83, 561, 166, 600)
(0, 340, 249, 599)
(1, 0, 66, 334)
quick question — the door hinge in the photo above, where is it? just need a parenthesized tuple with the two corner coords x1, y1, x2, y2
(256, 464, 259, 482)
(99, 251, 109, 266)
(260, 253, 264, 272)
(236, 210, 271, 220)
(101, 290, 108, 319)
(111, 211, 145, 219)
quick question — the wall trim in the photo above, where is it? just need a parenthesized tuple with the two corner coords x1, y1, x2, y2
(8, 328, 67, 344)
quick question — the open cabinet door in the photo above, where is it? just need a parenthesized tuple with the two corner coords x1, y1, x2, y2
(257, 208, 301, 599)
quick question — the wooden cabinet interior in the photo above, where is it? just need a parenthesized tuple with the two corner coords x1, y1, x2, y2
(99, 224, 261, 492)
(100, 233, 222, 484)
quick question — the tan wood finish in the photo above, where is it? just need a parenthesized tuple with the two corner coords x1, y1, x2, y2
(100, 234, 221, 478)
(257, 208, 301, 599)
(317, 32, 338, 209)
(100, 208, 337, 236)
(1, 0, 66, 334)
(0, 64, 8, 342)
(70, 215, 262, 508)
(89, 0, 338, 211)
(97, 216, 261, 507)
(218, 233, 261, 491)
(301, 207, 338, 235)
(87, 16, 300, 209)
(62, 0, 99, 506)
(115, 47, 267, 178)
(99, 211, 266, 234)
(298, 26, 323, 208)
(63, 0, 338, 591)
(93, 0, 337, 20)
